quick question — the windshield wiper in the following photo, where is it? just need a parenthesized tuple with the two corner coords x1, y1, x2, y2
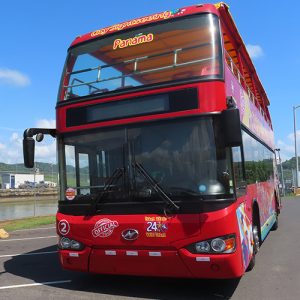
(168, 187, 200, 197)
(91, 167, 124, 214)
(133, 162, 180, 214)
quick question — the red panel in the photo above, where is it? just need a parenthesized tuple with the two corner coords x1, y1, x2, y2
(58, 248, 91, 272)
(198, 81, 226, 112)
(179, 249, 244, 279)
(89, 249, 192, 277)
(57, 81, 226, 133)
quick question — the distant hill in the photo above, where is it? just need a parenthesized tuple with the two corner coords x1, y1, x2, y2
(0, 157, 296, 186)
(0, 162, 60, 185)
(0, 162, 58, 174)
(282, 157, 297, 171)
(281, 157, 295, 184)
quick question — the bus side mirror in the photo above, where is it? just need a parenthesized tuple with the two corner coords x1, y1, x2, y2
(23, 128, 56, 169)
(221, 108, 242, 147)
(23, 137, 35, 168)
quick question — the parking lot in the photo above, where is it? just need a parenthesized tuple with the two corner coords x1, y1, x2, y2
(0, 197, 299, 300)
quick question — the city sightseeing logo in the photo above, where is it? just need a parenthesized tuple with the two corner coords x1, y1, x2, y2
(92, 218, 119, 238)
(91, 11, 172, 37)
(113, 33, 154, 50)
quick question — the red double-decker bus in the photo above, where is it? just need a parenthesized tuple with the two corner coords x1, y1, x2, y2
(23, 3, 281, 278)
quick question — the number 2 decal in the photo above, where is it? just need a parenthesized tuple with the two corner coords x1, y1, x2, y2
(58, 220, 70, 236)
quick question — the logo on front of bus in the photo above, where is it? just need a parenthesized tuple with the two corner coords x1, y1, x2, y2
(91, 11, 172, 37)
(113, 33, 154, 50)
(92, 218, 119, 238)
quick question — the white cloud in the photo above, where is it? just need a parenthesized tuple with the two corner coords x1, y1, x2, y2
(35, 140, 56, 160)
(0, 132, 56, 164)
(246, 44, 264, 59)
(0, 68, 31, 87)
(0, 126, 21, 132)
(276, 130, 300, 161)
(35, 119, 56, 128)
(0, 119, 57, 164)
(0, 132, 23, 164)
(276, 140, 294, 161)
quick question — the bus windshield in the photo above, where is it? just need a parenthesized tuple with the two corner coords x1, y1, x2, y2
(61, 13, 222, 100)
(60, 117, 234, 205)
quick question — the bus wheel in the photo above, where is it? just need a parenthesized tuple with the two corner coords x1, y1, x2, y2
(252, 225, 260, 253)
(271, 211, 279, 231)
(246, 224, 260, 272)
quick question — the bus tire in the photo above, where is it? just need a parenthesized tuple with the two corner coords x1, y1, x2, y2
(246, 224, 260, 272)
(271, 197, 279, 231)
(271, 213, 279, 231)
(271, 213, 278, 231)
(247, 207, 261, 272)
(246, 252, 255, 272)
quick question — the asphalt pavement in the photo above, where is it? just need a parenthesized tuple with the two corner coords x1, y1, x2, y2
(0, 196, 299, 300)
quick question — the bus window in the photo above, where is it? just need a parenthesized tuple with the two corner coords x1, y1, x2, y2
(232, 146, 246, 196)
(61, 13, 222, 100)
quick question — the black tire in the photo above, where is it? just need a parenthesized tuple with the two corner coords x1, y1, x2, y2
(246, 252, 255, 271)
(271, 198, 279, 231)
(246, 222, 260, 272)
(271, 213, 279, 231)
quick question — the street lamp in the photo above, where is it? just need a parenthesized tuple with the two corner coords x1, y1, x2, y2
(293, 105, 300, 191)
(275, 148, 285, 196)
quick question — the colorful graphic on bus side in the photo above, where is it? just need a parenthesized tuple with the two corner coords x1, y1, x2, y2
(225, 67, 274, 149)
(236, 203, 253, 270)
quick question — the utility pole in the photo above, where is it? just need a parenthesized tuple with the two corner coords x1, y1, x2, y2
(293, 105, 300, 193)
(275, 148, 285, 197)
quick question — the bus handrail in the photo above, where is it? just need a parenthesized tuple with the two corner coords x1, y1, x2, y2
(64, 43, 215, 95)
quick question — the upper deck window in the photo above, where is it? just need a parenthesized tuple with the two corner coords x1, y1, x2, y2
(60, 13, 222, 100)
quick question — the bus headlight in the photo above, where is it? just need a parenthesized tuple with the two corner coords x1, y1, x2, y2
(59, 237, 71, 249)
(195, 241, 211, 253)
(59, 237, 84, 250)
(187, 234, 236, 254)
(211, 238, 226, 252)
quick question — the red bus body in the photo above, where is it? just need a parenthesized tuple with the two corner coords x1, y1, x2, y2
(53, 3, 280, 279)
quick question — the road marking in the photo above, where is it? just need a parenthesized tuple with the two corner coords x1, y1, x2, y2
(0, 235, 57, 242)
(13, 227, 56, 232)
(0, 250, 58, 258)
(0, 280, 72, 290)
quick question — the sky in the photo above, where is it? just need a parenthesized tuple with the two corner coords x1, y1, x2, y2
(0, 0, 299, 163)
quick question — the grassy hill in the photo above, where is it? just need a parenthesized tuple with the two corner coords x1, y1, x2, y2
(0, 162, 57, 173)
(0, 162, 59, 184)
(0, 157, 296, 188)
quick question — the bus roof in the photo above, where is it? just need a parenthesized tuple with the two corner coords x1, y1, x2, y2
(69, 2, 270, 111)
(70, 4, 220, 47)
(217, 3, 270, 109)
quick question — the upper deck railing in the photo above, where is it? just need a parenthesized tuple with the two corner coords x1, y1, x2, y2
(63, 42, 217, 99)
(224, 51, 271, 127)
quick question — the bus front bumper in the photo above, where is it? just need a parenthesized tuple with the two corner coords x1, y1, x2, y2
(58, 247, 244, 279)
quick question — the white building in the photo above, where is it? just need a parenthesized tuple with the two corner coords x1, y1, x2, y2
(1, 173, 44, 189)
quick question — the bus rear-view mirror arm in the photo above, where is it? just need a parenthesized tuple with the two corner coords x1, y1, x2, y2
(23, 128, 57, 168)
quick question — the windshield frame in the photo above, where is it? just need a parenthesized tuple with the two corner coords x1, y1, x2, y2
(58, 115, 235, 211)
(58, 13, 224, 101)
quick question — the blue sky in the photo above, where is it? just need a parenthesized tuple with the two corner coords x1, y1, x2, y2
(0, 0, 299, 163)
